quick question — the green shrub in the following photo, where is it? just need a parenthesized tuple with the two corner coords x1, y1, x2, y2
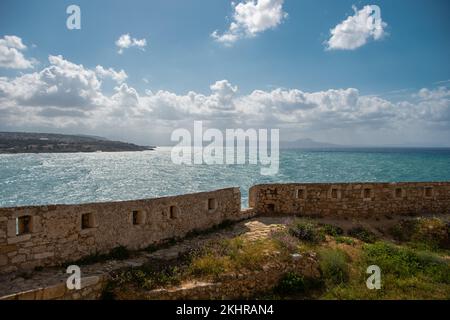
(320, 224, 344, 237)
(363, 242, 450, 283)
(347, 227, 377, 243)
(274, 272, 323, 295)
(390, 218, 449, 250)
(318, 248, 349, 285)
(275, 272, 306, 294)
(389, 220, 417, 242)
(226, 238, 279, 270)
(111, 264, 182, 291)
(289, 221, 325, 243)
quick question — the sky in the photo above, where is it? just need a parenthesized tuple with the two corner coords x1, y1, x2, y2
(0, 0, 449, 146)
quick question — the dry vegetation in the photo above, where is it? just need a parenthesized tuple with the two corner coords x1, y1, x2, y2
(103, 216, 450, 300)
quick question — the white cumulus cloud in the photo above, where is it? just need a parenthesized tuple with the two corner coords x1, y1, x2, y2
(0, 55, 105, 110)
(0, 54, 449, 146)
(212, 0, 287, 45)
(95, 65, 128, 83)
(115, 34, 147, 54)
(326, 5, 387, 50)
(0, 35, 35, 69)
(415, 86, 450, 101)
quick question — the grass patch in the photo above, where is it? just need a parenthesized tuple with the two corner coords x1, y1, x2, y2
(322, 240, 450, 299)
(335, 236, 355, 245)
(363, 242, 450, 283)
(318, 248, 350, 285)
(188, 254, 230, 278)
(188, 237, 283, 278)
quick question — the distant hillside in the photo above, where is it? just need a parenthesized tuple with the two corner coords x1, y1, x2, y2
(281, 138, 341, 149)
(0, 132, 155, 154)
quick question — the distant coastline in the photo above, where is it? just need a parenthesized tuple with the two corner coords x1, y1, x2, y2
(0, 132, 155, 154)
(279, 138, 450, 149)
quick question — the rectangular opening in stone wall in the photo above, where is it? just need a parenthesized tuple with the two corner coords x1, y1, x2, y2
(424, 187, 433, 198)
(81, 212, 95, 229)
(363, 188, 372, 199)
(395, 188, 403, 199)
(170, 206, 180, 219)
(132, 210, 145, 225)
(208, 198, 217, 211)
(295, 188, 306, 199)
(267, 203, 275, 213)
(331, 188, 338, 199)
(16, 215, 32, 236)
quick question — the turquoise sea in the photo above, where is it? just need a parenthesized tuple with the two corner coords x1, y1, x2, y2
(1, 147, 450, 208)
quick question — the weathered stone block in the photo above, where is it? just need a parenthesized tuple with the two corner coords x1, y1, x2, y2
(17, 290, 37, 300)
(34, 252, 54, 260)
(80, 276, 100, 289)
(42, 283, 66, 299)
(0, 244, 17, 254)
(0, 254, 7, 266)
(11, 254, 26, 264)
(6, 220, 16, 237)
(7, 234, 31, 244)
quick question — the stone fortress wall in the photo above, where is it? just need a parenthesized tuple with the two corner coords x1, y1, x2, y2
(1, 181, 450, 275)
(249, 182, 450, 217)
(0, 188, 244, 274)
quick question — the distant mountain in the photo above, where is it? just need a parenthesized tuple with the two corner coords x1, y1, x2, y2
(0, 132, 155, 154)
(280, 138, 450, 149)
(280, 138, 341, 149)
